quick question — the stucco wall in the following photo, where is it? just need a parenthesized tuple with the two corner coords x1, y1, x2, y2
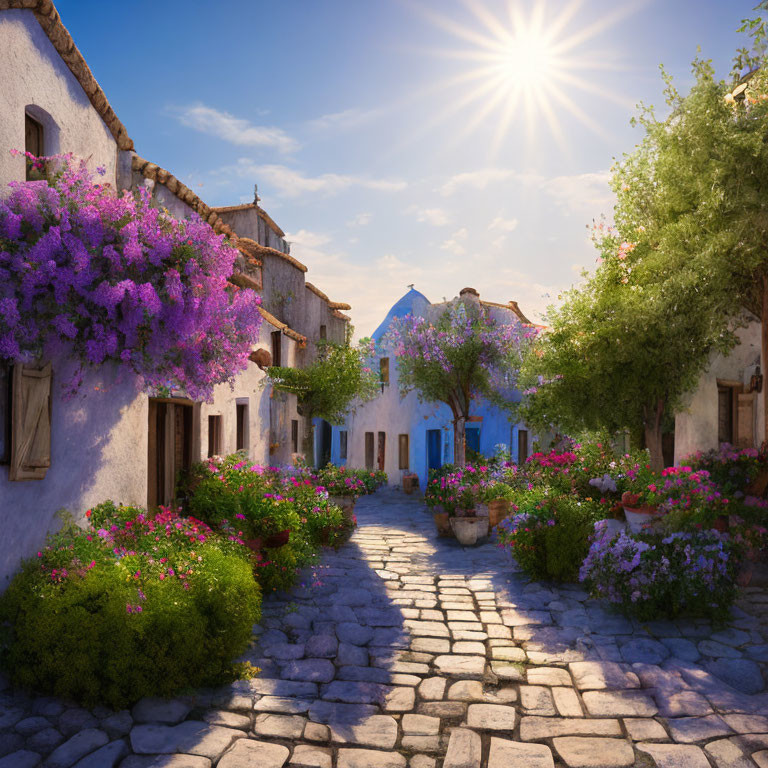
(675, 320, 764, 462)
(331, 293, 534, 488)
(0, 9, 117, 189)
(198, 323, 300, 468)
(0, 361, 146, 588)
(262, 252, 307, 331)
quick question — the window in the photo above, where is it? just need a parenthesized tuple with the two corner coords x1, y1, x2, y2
(25, 114, 43, 180)
(379, 358, 390, 390)
(398, 434, 409, 470)
(208, 415, 222, 457)
(518, 429, 529, 463)
(236, 402, 248, 451)
(271, 330, 282, 368)
(319, 324, 327, 340)
(291, 419, 299, 453)
(365, 432, 374, 469)
(377, 431, 386, 471)
(339, 430, 348, 460)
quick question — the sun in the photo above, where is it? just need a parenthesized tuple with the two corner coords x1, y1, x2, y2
(409, 0, 639, 155)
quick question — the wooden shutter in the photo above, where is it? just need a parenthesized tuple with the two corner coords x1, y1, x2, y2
(365, 432, 374, 469)
(10, 362, 52, 481)
(736, 393, 756, 449)
(377, 431, 386, 471)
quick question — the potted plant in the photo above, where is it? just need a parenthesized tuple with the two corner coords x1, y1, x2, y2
(317, 464, 366, 522)
(424, 477, 453, 537)
(484, 483, 515, 528)
(621, 490, 664, 533)
(448, 482, 489, 546)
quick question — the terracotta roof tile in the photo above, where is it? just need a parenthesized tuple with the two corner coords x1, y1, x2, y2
(1, 0, 134, 151)
(305, 282, 351, 311)
(211, 203, 256, 214)
(131, 154, 237, 239)
(258, 306, 307, 344)
(332, 310, 351, 321)
(237, 237, 307, 273)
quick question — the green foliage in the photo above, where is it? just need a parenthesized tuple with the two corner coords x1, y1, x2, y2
(495, 491, 602, 582)
(268, 338, 380, 425)
(0, 503, 261, 708)
(517, 50, 768, 467)
(185, 455, 352, 594)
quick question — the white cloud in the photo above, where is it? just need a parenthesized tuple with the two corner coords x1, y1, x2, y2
(440, 168, 517, 196)
(541, 171, 614, 216)
(347, 212, 372, 227)
(440, 227, 468, 256)
(439, 167, 614, 217)
(491, 235, 508, 250)
(489, 216, 519, 232)
(222, 161, 406, 198)
(174, 104, 298, 153)
(285, 229, 331, 250)
(407, 205, 449, 227)
(308, 107, 382, 132)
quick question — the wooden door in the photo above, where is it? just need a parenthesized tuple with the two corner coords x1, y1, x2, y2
(148, 400, 193, 508)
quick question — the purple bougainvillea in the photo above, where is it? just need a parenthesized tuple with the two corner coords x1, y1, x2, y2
(0, 153, 261, 400)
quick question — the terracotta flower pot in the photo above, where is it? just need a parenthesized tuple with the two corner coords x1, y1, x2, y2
(487, 498, 512, 528)
(623, 505, 663, 534)
(244, 538, 263, 553)
(713, 515, 729, 533)
(433, 510, 452, 537)
(264, 529, 290, 549)
(449, 516, 489, 546)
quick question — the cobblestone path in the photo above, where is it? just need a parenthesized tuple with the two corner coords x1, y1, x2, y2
(3, 489, 768, 767)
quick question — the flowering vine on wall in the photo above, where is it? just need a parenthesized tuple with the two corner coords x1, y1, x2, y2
(0, 153, 262, 401)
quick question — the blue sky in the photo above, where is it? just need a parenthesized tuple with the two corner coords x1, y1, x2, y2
(58, 0, 756, 336)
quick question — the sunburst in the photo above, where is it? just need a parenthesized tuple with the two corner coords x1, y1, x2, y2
(406, 0, 642, 156)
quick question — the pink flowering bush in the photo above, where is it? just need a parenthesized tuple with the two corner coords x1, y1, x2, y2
(685, 443, 767, 497)
(0, 153, 261, 400)
(0, 501, 260, 707)
(186, 454, 351, 593)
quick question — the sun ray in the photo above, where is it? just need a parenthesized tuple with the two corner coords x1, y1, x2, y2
(418, 0, 640, 156)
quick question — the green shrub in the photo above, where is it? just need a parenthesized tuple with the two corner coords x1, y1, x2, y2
(495, 492, 602, 582)
(186, 456, 350, 594)
(0, 504, 261, 708)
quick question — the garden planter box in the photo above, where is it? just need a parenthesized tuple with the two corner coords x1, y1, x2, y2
(329, 495, 356, 522)
(487, 499, 512, 528)
(402, 474, 419, 494)
(623, 505, 664, 534)
(450, 516, 489, 546)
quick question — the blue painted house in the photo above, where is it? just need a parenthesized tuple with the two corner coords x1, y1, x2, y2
(329, 286, 541, 488)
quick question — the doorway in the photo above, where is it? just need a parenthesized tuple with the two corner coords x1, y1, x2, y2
(148, 399, 194, 509)
(427, 429, 442, 471)
(317, 419, 332, 468)
(377, 431, 386, 471)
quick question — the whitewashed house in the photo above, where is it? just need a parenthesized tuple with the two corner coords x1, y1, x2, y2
(0, 0, 350, 584)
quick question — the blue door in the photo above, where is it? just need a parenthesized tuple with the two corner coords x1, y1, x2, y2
(427, 429, 441, 471)
(466, 427, 480, 455)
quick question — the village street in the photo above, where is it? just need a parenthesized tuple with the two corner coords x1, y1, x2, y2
(0, 489, 768, 768)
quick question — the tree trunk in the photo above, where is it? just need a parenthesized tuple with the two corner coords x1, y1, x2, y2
(762, 274, 768, 452)
(643, 399, 665, 472)
(454, 416, 466, 468)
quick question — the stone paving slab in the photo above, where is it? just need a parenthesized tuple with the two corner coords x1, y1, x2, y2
(3, 487, 768, 767)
